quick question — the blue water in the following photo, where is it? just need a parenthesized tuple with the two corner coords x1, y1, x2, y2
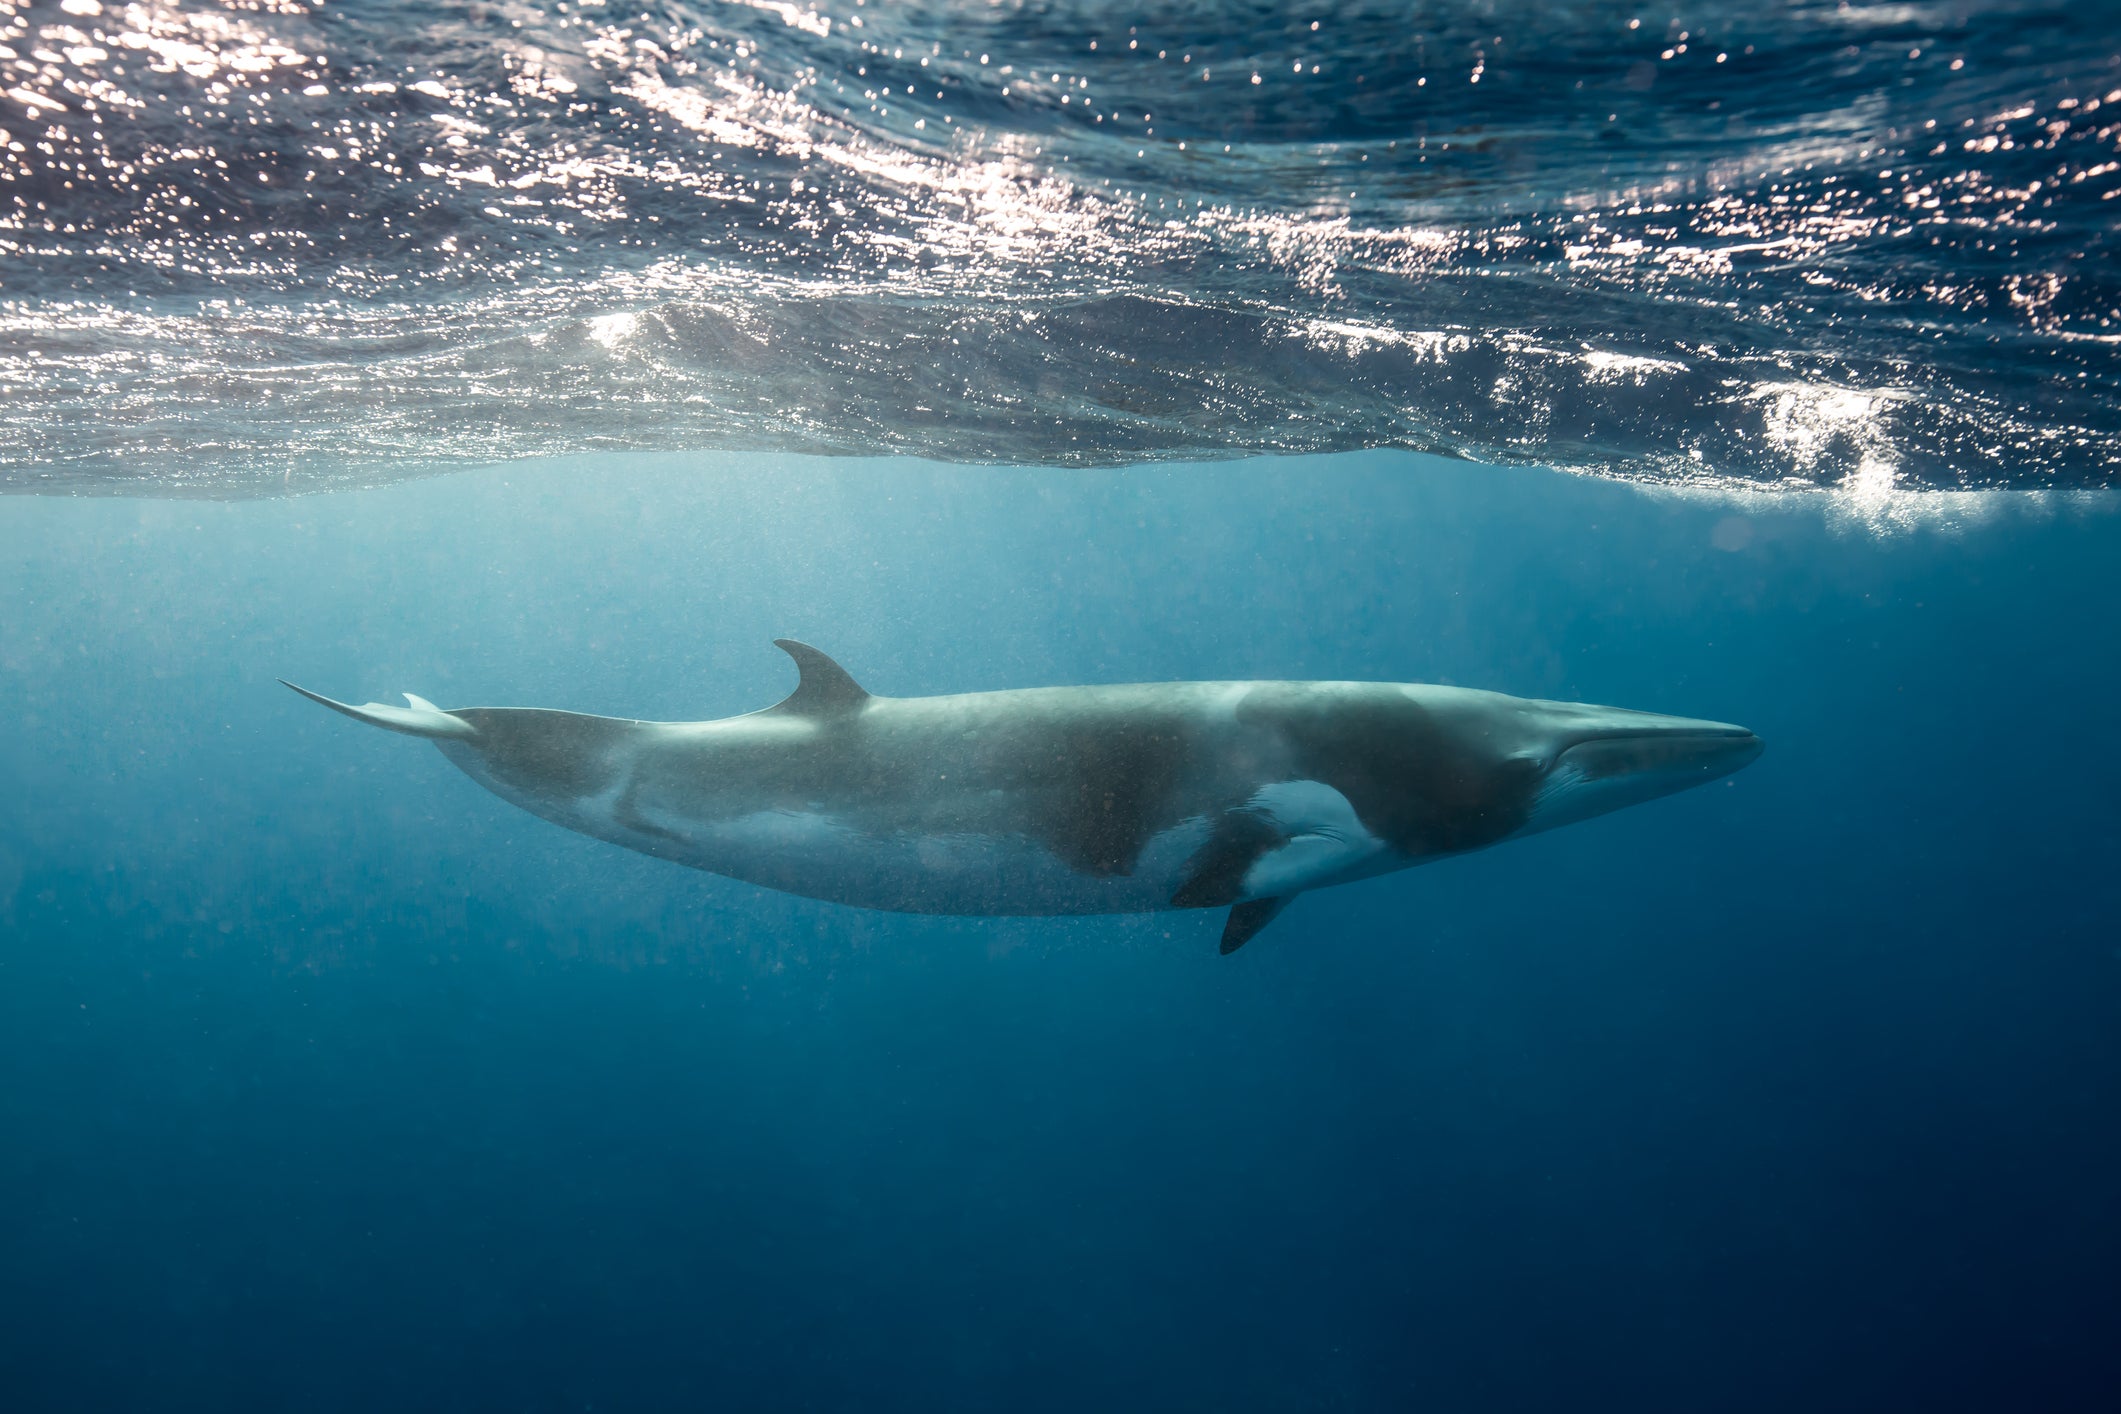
(3, 454, 2117, 1409)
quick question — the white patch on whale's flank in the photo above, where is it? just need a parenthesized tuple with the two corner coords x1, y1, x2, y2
(710, 808, 858, 852)
(1238, 779, 1387, 899)
(690, 808, 881, 897)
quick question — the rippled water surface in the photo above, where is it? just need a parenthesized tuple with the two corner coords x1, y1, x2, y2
(2, 1, 2117, 491)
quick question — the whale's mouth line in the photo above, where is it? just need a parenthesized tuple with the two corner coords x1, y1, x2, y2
(1562, 724, 1760, 746)
(1543, 725, 1764, 790)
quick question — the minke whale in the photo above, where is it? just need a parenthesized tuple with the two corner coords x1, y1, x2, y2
(285, 641, 1762, 954)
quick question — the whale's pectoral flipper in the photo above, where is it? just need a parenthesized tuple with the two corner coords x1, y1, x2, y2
(1173, 781, 1387, 911)
(768, 640, 872, 717)
(1221, 896, 1292, 955)
(1172, 806, 1287, 909)
(280, 681, 476, 738)
(1171, 806, 1299, 950)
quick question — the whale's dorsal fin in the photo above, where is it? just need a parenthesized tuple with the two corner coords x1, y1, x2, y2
(769, 639, 871, 717)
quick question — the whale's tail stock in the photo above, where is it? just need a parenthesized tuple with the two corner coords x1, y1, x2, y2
(279, 681, 478, 739)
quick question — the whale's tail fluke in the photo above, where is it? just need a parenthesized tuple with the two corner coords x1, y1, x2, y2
(280, 680, 478, 739)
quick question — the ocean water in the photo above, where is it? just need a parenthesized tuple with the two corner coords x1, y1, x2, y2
(5, 2, 2121, 1411)
(2, 454, 2119, 1410)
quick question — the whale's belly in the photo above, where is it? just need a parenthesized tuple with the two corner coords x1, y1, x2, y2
(444, 746, 1213, 914)
(636, 808, 1216, 916)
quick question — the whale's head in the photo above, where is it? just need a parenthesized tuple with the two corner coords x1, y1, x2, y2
(1243, 683, 1761, 862)
(1508, 699, 1763, 837)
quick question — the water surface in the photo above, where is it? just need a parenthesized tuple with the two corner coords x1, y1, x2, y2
(3, 1, 2116, 490)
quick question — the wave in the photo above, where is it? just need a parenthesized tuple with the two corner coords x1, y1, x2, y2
(1, 0, 2115, 492)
